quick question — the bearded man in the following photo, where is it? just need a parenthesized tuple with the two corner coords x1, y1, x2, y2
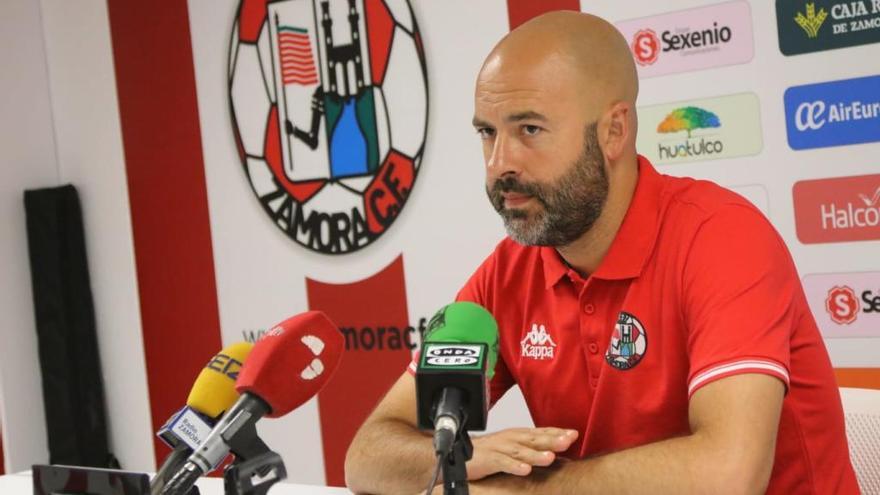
(345, 11, 858, 495)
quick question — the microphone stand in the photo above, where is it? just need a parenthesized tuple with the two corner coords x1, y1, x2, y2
(441, 429, 473, 495)
(222, 421, 287, 495)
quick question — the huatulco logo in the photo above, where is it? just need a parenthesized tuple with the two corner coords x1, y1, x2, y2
(656, 106, 723, 160)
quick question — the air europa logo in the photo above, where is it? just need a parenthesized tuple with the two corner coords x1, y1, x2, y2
(803, 272, 880, 338)
(637, 93, 763, 165)
(777, 0, 880, 55)
(617, 1, 753, 78)
(785, 75, 880, 150)
(228, 0, 428, 254)
(793, 174, 880, 244)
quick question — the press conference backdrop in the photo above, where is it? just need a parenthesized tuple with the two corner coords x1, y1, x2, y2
(0, 0, 877, 487)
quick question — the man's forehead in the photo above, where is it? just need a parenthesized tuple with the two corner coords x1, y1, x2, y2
(472, 110, 549, 127)
(473, 77, 570, 124)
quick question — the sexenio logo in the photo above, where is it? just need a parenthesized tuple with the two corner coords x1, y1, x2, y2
(793, 174, 880, 244)
(803, 273, 880, 338)
(616, 1, 754, 78)
(784, 74, 880, 150)
(826, 285, 859, 324)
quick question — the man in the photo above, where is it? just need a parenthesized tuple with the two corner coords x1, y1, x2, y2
(345, 11, 859, 495)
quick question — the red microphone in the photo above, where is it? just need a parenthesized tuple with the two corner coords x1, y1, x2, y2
(236, 311, 344, 417)
(161, 311, 343, 495)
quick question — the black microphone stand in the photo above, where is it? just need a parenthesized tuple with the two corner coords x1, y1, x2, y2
(441, 429, 473, 495)
(222, 421, 287, 495)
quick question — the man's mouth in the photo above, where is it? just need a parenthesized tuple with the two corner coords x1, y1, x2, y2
(502, 192, 533, 208)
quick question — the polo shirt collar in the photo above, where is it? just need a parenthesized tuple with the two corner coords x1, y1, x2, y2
(541, 155, 664, 288)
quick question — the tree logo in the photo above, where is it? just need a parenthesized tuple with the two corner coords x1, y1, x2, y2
(657, 107, 721, 138)
(228, 0, 428, 254)
(794, 3, 828, 39)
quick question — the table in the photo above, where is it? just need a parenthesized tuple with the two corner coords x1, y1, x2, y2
(0, 471, 352, 494)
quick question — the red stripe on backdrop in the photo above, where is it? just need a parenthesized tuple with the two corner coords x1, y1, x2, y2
(506, 0, 581, 30)
(105, 0, 223, 468)
(307, 256, 412, 487)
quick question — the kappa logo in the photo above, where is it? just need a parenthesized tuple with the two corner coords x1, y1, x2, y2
(605, 312, 648, 371)
(228, 0, 428, 254)
(520, 324, 557, 360)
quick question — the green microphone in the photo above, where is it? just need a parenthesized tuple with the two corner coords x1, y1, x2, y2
(416, 301, 499, 455)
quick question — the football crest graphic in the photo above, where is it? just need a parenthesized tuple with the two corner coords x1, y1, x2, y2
(228, 0, 428, 254)
(605, 311, 648, 370)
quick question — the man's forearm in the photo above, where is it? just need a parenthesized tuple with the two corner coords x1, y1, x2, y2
(475, 432, 770, 495)
(345, 417, 438, 495)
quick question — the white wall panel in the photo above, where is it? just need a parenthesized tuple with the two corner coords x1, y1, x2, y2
(39, 0, 154, 471)
(0, 0, 58, 473)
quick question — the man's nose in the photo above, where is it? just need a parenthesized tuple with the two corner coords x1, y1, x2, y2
(486, 134, 521, 182)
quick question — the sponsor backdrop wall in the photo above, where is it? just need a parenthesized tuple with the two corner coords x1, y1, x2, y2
(1, 0, 878, 485)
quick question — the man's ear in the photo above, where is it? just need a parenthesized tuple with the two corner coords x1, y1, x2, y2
(599, 101, 633, 162)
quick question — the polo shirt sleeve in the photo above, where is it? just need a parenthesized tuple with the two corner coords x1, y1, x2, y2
(682, 204, 794, 399)
(407, 251, 516, 407)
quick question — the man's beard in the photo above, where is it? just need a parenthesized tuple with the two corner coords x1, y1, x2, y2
(486, 122, 608, 247)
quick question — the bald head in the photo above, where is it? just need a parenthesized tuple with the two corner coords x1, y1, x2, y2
(479, 11, 638, 118)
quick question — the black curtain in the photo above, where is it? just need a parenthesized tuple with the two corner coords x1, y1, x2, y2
(24, 184, 117, 468)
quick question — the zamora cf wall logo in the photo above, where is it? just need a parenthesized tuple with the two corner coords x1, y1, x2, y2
(228, 0, 428, 254)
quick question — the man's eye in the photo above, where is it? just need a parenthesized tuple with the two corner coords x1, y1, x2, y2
(523, 125, 541, 136)
(476, 128, 495, 139)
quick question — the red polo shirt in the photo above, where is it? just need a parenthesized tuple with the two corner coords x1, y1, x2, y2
(447, 156, 858, 493)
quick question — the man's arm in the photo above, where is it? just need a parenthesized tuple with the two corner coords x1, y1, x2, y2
(470, 373, 785, 495)
(344, 372, 436, 494)
(345, 372, 579, 494)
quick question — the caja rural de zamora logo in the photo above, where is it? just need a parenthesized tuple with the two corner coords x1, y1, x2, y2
(795, 3, 828, 38)
(228, 0, 428, 254)
(777, 0, 880, 55)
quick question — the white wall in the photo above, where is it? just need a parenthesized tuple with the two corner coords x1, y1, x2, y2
(39, 0, 155, 471)
(0, 0, 154, 473)
(0, 0, 58, 473)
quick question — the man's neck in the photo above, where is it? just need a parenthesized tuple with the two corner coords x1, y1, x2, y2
(556, 154, 639, 277)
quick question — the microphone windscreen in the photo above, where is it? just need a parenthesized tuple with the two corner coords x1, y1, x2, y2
(187, 341, 253, 418)
(235, 311, 344, 417)
(423, 302, 499, 379)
